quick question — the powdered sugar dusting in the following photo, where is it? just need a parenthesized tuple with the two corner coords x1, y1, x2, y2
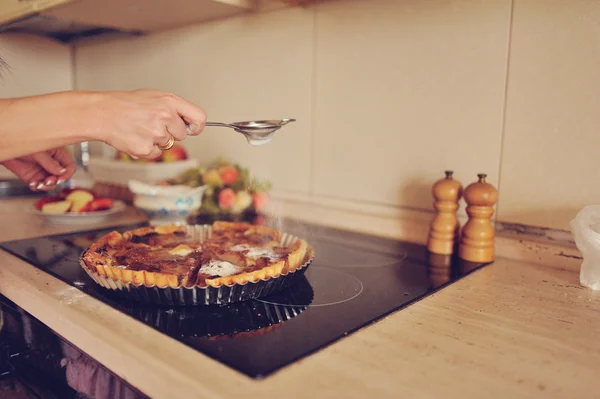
(168, 245, 195, 257)
(230, 244, 279, 260)
(199, 260, 243, 277)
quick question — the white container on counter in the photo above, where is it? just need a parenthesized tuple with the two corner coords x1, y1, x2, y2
(570, 205, 600, 291)
(87, 156, 198, 186)
(128, 180, 207, 225)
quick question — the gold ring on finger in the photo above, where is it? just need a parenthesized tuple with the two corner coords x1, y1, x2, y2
(157, 134, 175, 151)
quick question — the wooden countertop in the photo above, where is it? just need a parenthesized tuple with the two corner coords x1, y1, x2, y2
(0, 197, 598, 399)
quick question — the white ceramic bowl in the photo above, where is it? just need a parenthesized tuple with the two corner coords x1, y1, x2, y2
(128, 180, 207, 225)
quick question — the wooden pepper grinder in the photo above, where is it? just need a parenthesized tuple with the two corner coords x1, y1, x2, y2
(458, 173, 498, 263)
(427, 171, 463, 255)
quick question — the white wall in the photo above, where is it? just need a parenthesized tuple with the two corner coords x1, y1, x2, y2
(0, 32, 72, 97)
(5, 0, 600, 232)
(0, 32, 73, 178)
(75, 0, 511, 220)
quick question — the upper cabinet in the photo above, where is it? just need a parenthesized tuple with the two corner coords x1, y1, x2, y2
(0, 0, 259, 42)
(0, 1, 70, 26)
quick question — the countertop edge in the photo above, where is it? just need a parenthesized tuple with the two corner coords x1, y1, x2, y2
(0, 250, 247, 399)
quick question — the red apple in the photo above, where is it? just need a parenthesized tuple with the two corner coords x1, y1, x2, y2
(161, 144, 188, 162)
(42, 200, 72, 214)
(66, 190, 95, 212)
(218, 188, 236, 209)
(252, 192, 269, 212)
(89, 198, 113, 212)
(77, 201, 93, 213)
(35, 196, 60, 210)
(219, 166, 240, 185)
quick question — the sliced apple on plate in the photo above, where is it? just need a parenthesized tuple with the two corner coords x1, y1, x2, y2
(35, 187, 116, 216)
(66, 189, 95, 213)
(89, 198, 113, 212)
(41, 200, 72, 214)
(35, 197, 60, 210)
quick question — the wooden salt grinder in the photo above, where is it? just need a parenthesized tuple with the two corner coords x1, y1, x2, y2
(458, 173, 498, 263)
(427, 171, 463, 255)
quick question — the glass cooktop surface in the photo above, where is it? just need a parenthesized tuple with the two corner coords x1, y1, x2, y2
(0, 219, 489, 378)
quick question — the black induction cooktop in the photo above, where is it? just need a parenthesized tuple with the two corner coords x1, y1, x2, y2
(0, 218, 489, 379)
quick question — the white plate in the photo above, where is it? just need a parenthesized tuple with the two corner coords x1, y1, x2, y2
(28, 200, 127, 225)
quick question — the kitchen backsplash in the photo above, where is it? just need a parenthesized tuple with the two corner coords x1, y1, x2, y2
(0, 33, 73, 181)
(0, 33, 72, 97)
(2, 0, 599, 233)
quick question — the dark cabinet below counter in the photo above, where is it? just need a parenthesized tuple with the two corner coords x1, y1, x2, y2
(0, 294, 148, 399)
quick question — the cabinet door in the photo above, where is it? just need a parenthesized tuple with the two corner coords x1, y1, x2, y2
(0, 0, 74, 26)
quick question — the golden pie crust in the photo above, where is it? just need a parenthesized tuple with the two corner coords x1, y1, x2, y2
(80, 221, 311, 289)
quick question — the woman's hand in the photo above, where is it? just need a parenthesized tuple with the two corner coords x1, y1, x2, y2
(1, 147, 76, 191)
(0, 89, 207, 162)
(91, 89, 207, 160)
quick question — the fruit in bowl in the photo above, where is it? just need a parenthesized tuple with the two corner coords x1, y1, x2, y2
(34, 188, 114, 214)
(163, 158, 272, 217)
(115, 144, 188, 163)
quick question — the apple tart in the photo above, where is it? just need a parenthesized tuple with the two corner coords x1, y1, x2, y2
(79, 221, 314, 305)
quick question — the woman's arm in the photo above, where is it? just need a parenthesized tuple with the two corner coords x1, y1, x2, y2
(0, 91, 94, 161)
(0, 89, 207, 162)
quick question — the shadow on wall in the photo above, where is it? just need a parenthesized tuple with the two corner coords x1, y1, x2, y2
(399, 176, 472, 220)
(399, 178, 434, 211)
